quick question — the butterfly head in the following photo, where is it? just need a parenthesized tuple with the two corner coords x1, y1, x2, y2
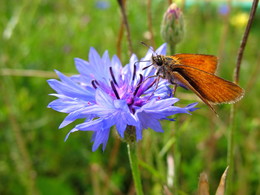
(152, 55, 165, 67)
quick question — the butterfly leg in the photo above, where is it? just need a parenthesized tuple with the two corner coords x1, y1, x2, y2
(146, 75, 165, 101)
(136, 75, 157, 89)
(172, 84, 177, 97)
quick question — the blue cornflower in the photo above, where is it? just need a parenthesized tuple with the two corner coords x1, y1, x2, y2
(95, 1, 110, 10)
(218, 4, 230, 16)
(47, 44, 197, 151)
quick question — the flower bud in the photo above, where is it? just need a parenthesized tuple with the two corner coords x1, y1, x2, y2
(161, 3, 184, 49)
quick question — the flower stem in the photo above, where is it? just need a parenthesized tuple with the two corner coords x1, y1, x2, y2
(169, 44, 176, 55)
(127, 143, 144, 195)
(147, 0, 155, 48)
(227, 0, 258, 193)
(226, 105, 235, 194)
(234, 0, 259, 84)
(117, 0, 133, 55)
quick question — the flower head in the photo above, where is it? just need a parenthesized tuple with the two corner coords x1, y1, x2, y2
(161, 3, 184, 46)
(48, 44, 197, 151)
(218, 4, 229, 16)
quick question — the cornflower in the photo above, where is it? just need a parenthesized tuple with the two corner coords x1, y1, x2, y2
(48, 44, 197, 151)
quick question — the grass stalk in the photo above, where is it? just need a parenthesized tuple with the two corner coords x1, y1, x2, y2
(227, 0, 259, 193)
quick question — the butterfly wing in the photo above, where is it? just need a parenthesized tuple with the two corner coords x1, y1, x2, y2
(171, 54, 218, 74)
(171, 65, 244, 106)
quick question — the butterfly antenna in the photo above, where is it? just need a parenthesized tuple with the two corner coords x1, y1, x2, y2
(142, 64, 153, 70)
(140, 41, 155, 53)
(134, 60, 151, 67)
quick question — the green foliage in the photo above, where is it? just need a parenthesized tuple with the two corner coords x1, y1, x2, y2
(1, 0, 259, 194)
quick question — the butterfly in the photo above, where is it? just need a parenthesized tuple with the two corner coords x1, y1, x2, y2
(149, 53, 244, 114)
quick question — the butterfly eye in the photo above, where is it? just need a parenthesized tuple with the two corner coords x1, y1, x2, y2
(152, 55, 164, 66)
(156, 56, 163, 66)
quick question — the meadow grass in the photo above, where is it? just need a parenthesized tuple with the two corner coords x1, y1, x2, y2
(1, 0, 259, 194)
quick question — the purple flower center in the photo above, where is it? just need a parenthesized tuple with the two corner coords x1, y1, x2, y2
(109, 67, 118, 86)
(110, 80, 120, 99)
(91, 80, 98, 89)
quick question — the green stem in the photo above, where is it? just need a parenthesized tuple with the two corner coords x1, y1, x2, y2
(173, 132, 180, 193)
(226, 105, 235, 194)
(227, 1, 259, 193)
(127, 143, 144, 195)
(117, 0, 133, 55)
(169, 44, 176, 55)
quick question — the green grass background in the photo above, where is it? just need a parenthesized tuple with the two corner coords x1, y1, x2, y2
(1, 0, 259, 194)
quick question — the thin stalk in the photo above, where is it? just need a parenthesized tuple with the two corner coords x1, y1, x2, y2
(234, 0, 259, 84)
(147, 0, 155, 48)
(1, 74, 39, 195)
(127, 143, 144, 195)
(103, 138, 121, 194)
(117, 21, 124, 60)
(0, 68, 59, 78)
(117, 0, 133, 56)
(173, 126, 180, 193)
(227, 0, 259, 194)
(227, 105, 235, 194)
(169, 44, 176, 55)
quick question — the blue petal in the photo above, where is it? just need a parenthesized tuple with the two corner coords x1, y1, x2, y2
(75, 118, 107, 131)
(48, 98, 87, 113)
(185, 103, 199, 112)
(75, 116, 116, 151)
(47, 78, 95, 101)
(111, 55, 122, 73)
(115, 121, 127, 138)
(91, 128, 110, 151)
(102, 51, 111, 69)
(76, 115, 116, 132)
(124, 54, 138, 85)
(155, 43, 167, 55)
(64, 128, 78, 141)
(74, 58, 92, 77)
(95, 89, 114, 108)
(88, 48, 110, 83)
(89, 47, 102, 68)
(80, 105, 115, 116)
(113, 100, 137, 137)
(136, 111, 164, 132)
(142, 98, 179, 111)
(59, 110, 93, 128)
(55, 70, 91, 93)
(135, 126, 143, 141)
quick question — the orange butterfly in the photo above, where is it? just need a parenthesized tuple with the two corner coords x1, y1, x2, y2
(151, 53, 244, 114)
